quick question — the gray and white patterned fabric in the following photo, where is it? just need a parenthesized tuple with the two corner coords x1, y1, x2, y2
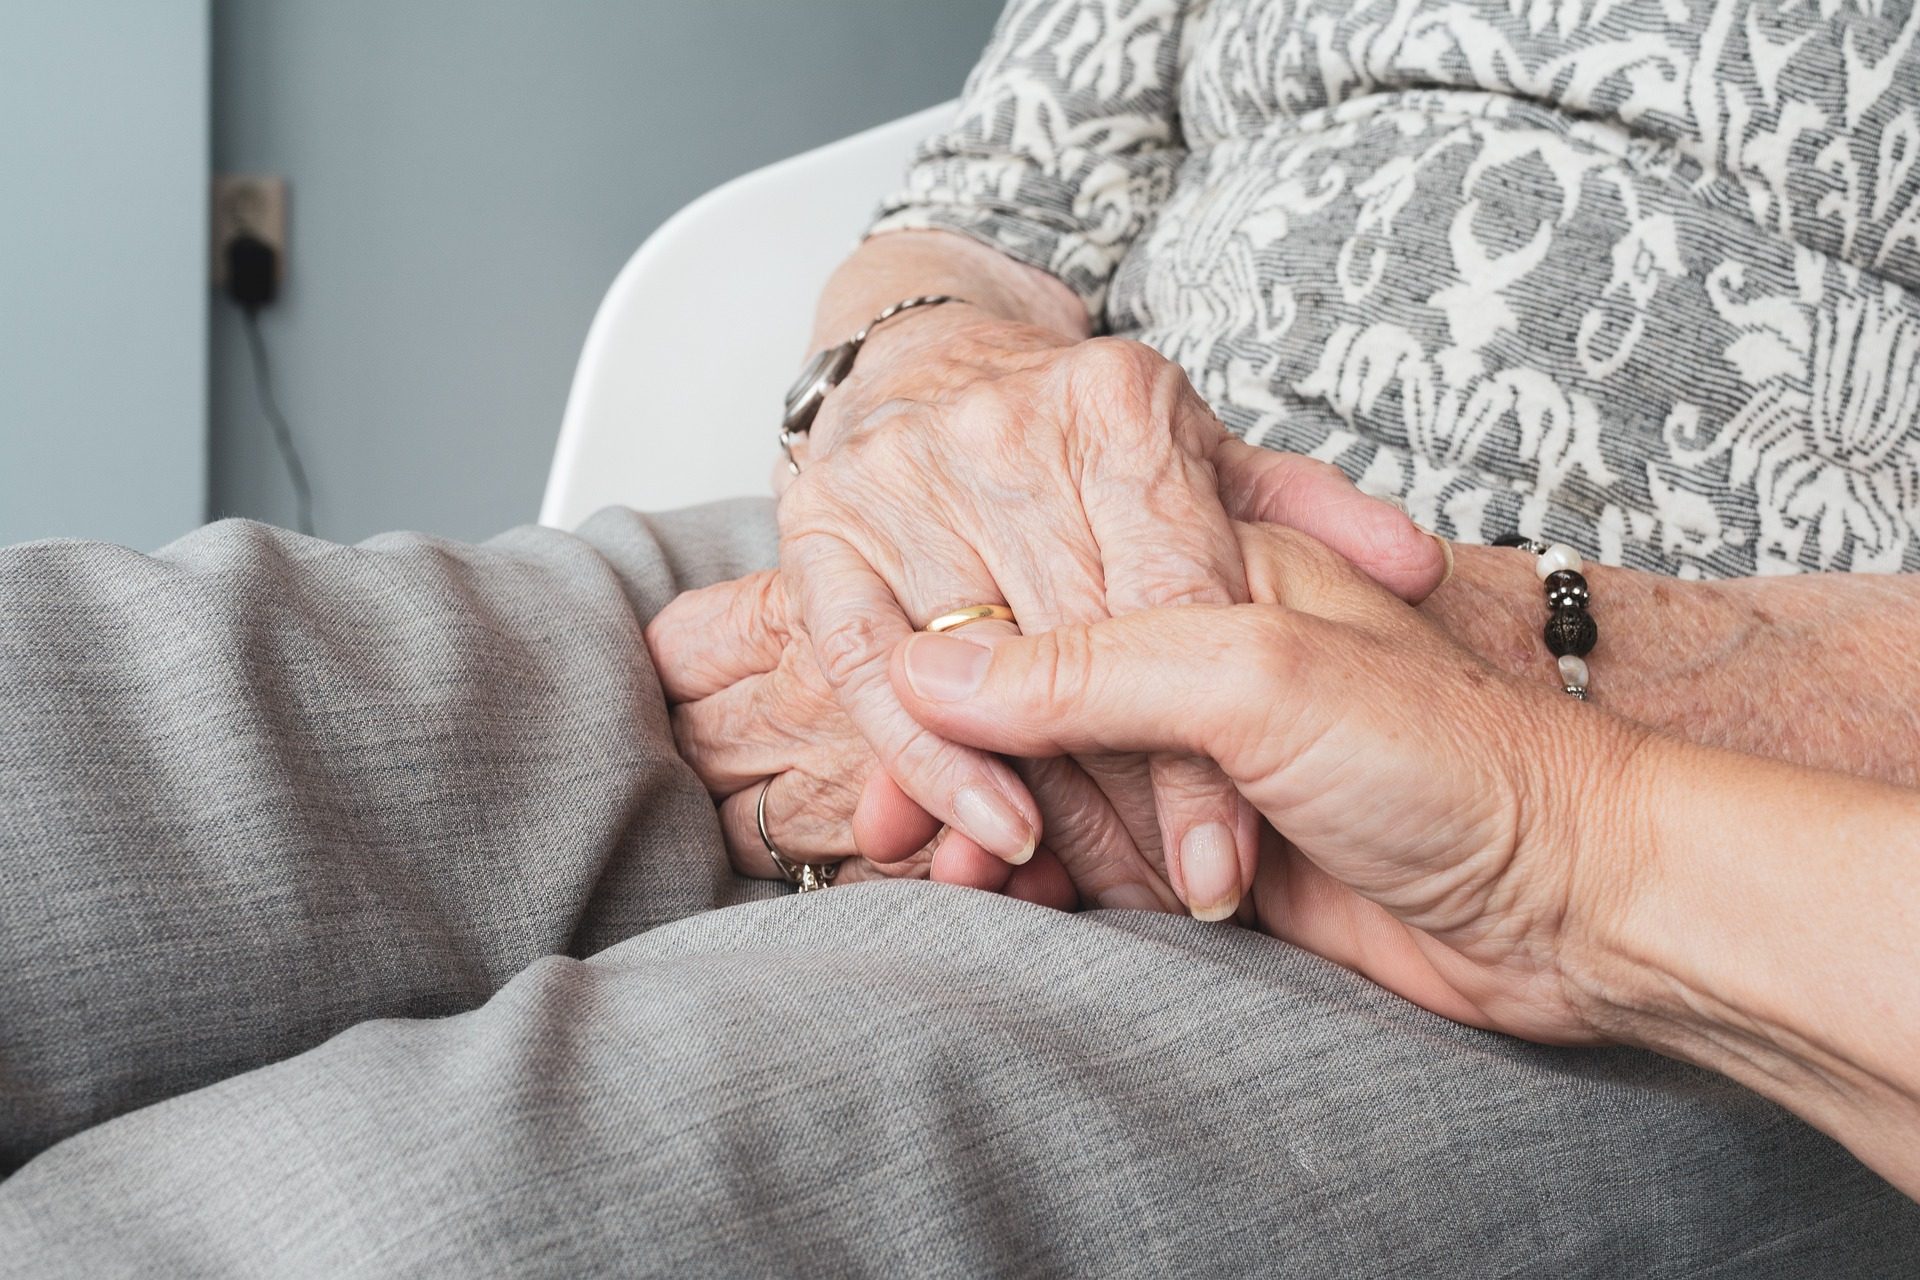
(873, 0, 1920, 579)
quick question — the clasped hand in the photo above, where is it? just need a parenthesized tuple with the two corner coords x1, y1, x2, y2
(649, 310, 1448, 916)
(652, 513, 1631, 1045)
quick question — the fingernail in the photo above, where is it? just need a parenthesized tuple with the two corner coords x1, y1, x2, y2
(903, 633, 991, 702)
(954, 786, 1036, 864)
(1410, 520, 1456, 586)
(1102, 883, 1166, 913)
(1430, 532, 1455, 585)
(1181, 823, 1242, 921)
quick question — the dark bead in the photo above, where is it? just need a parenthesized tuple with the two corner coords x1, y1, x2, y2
(1493, 533, 1544, 552)
(1544, 608, 1597, 658)
(1544, 570, 1589, 610)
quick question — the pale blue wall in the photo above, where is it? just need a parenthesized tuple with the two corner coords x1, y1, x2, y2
(211, 0, 1004, 543)
(0, 0, 210, 548)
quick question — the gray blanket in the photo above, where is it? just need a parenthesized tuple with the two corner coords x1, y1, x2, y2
(0, 502, 1913, 1276)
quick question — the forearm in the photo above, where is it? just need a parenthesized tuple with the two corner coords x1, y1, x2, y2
(809, 229, 1089, 354)
(1426, 545, 1920, 785)
(1567, 733, 1920, 1195)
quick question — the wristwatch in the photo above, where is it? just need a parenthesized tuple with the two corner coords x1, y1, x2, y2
(779, 294, 968, 474)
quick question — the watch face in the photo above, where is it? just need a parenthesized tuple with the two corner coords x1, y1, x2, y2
(784, 347, 838, 412)
(783, 341, 859, 434)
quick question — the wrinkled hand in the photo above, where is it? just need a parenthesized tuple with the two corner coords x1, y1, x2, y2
(644, 570, 1078, 904)
(889, 523, 1641, 1044)
(780, 309, 1447, 918)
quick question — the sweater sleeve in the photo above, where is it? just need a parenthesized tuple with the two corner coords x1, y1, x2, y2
(868, 0, 1190, 320)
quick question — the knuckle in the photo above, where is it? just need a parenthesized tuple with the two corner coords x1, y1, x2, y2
(783, 410, 925, 518)
(849, 398, 925, 451)
(1039, 780, 1104, 839)
(1068, 336, 1162, 385)
(1237, 524, 1290, 601)
(1025, 770, 1116, 855)
(1237, 454, 1351, 523)
(784, 771, 850, 838)
(668, 710, 720, 791)
(814, 769, 864, 821)
(1242, 605, 1305, 690)
(777, 469, 831, 531)
(748, 674, 799, 734)
(822, 390, 907, 448)
(1260, 529, 1369, 614)
(1023, 625, 1099, 713)
(809, 611, 890, 693)
(875, 722, 959, 798)
(641, 616, 678, 675)
(1126, 569, 1234, 611)
(714, 571, 781, 645)
(1063, 339, 1190, 430)
(1150, 757, 1234, 810)
(952, 383, 1027, 451)
(747, 570, 787, 636)
(856, 413, 920, 468)
(1268, 454, 1349, 495)
(1105, 533, 1235, 611)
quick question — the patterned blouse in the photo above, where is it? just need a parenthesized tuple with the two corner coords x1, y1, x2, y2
(870, 0, 1920, 578)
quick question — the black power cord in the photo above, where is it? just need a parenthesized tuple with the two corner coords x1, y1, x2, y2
(224, 233, 315, 537)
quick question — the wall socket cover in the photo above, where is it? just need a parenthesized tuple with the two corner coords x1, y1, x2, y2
(212, 175, 288, 289)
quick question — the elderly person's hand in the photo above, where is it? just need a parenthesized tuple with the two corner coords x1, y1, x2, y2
(656, 437, 1448, 910)
(886, 522, 1920, 1197)
(645, 569, 1080, 905)
(780, 297, 1447, 919)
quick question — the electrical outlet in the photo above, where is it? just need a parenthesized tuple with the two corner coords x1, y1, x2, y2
(212, 175, 287, 290)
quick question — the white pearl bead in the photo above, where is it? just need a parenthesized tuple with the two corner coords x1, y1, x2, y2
(1536, 543, 1583, 579)
(1557, 654, 1590, 689)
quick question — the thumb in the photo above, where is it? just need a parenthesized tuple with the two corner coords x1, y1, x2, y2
(889, 607, 1295, 771)
(1213, 439, 1450, 603)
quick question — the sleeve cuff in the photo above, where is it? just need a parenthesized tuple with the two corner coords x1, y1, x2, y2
(868, 145, 1180, 323)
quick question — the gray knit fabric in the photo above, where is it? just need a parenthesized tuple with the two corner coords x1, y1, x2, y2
(874, 0, 1920, 578)
(0, 500, 782, 1172)
(0, 501, 1915, 1275)
(7, 888, 1918, 1278)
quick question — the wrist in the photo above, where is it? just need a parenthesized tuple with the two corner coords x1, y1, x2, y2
(1418, 545, 1543, 679)
(1544, 723, 1685, 1042)
(848, 297, 999, 368)
(1424, 546, 1746, 728)
(1424, 547, 1676, 1039)
(811, 229, 1090, 354)
(1498, 682, 1664, 1043)
(810, 309, 1070, 457)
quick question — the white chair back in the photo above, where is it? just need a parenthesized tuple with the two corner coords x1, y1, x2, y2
(539, 101, 956, 528)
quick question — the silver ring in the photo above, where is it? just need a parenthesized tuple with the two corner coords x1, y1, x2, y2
(756, 777, 835, 893)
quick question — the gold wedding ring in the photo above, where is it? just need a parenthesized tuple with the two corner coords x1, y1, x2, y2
(923, 604, 1017, 634)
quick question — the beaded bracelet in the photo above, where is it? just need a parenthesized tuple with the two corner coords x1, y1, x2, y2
(1493, 534, 1597, 701)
